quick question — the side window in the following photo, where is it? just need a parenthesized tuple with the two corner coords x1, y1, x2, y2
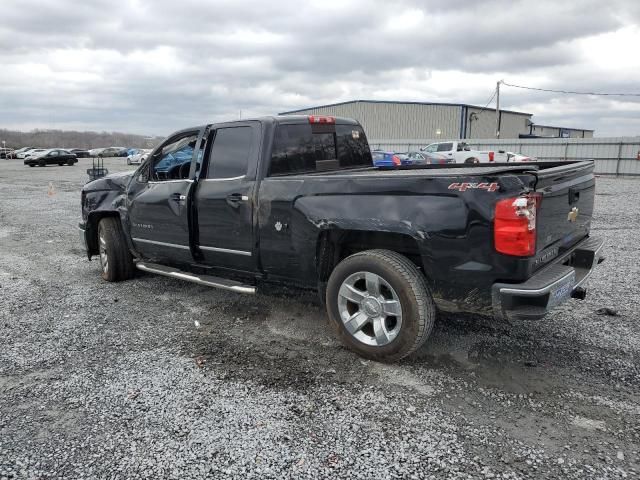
(425, 144, 437, 153)
(50, 150, 59, 156)
(437, 142, 453, 152)
(152, 134, 198, 181)
(206, 127, 252, 179)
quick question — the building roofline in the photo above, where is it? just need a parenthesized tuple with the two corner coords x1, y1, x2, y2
(279, 99, 532, 116)
(532, 124, 594, 132)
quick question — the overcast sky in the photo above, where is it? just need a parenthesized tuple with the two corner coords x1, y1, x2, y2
(1, 0, 639, 137)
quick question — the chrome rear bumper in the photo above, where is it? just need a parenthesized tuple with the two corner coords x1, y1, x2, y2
(492, 236, 604, 320)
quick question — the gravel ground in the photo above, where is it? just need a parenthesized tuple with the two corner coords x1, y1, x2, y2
(0, 158, 638, 479)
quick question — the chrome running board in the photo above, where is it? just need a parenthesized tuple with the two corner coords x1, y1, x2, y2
(136, 262, 255, 294)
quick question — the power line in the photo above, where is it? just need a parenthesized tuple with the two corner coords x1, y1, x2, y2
(480, 89, 497, 109)
(502, 81, 640, 97)
(471, 88, 497, 119)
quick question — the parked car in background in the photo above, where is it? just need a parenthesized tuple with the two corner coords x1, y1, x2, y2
(405, 151, 455, 165)
(24, 149, 78, 167)
(506, 152, 535, 162)
(372, 151, 409, 167)
(69, 149, 91, 158)
(88, 148, 105, 157)
(9, 147, 34, 158)
(127, 149, 150, 165)
(0, 148, 15, 159)
(421, 141, 508, 164)
(99, 147, 127, 158)
(19, 148, 47, 159)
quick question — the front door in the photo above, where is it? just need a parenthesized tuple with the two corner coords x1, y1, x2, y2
(194, 123, 259, 272)
(127, 130, 203, 264)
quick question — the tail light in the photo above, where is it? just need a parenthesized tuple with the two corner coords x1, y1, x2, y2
(494, 194, 540, 256)
(488, 151, 495, 162)
(308, 115, 335, 124)
(392, 155, 401, 166)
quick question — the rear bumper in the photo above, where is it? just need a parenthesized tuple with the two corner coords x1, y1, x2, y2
(492, 236, 604, 320)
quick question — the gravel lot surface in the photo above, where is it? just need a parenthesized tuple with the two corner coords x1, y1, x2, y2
(0, 158, 638, 479)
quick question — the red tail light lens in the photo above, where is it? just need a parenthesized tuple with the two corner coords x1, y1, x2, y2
(489, 151, 495, 162)
(308, 115, 335, 124)
(494, 194, 540, 256)
(392, 155, 401, 165)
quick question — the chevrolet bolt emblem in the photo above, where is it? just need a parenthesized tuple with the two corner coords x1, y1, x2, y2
(567, 207, 579, 222)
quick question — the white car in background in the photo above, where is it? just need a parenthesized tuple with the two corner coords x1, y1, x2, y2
(88, 148, 106, 157)
(506, 152, 536, 162)
(127, 149, 151, 165)
(18, 148, 47, 159)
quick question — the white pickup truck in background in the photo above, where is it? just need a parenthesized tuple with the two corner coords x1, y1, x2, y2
(420, 141, 533, 164)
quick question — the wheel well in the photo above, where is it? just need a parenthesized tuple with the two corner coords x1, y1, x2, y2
(316, 230, 423, 282)
(86, 211, 120, 255)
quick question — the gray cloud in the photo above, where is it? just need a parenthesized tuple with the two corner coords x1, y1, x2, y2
(0, 0, 638, 136)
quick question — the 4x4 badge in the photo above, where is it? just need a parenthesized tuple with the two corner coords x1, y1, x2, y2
(568, 207, 579, 222)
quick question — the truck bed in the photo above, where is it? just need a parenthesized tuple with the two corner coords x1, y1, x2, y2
(303, 161, 589, 178)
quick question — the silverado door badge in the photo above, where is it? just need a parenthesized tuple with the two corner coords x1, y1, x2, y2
(567, 207, 579, 222)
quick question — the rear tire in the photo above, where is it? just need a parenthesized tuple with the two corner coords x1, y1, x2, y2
(326, 249, 435, 362)
(58, 162, 64, 166)
(97, 217, 135, 282)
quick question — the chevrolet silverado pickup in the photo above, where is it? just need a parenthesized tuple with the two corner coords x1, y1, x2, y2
(79, 115, 603, 361)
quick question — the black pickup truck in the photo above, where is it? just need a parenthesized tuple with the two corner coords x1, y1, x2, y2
(79, 115, 603, 361)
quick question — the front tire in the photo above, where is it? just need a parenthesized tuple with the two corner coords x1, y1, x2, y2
(326, 249, 435, 362)
(97, 217, 135, 282)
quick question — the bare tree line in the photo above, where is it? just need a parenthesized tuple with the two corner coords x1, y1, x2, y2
(0, 128, 165, 150)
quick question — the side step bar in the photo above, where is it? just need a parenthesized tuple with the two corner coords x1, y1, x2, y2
(136, 262, 255, 294)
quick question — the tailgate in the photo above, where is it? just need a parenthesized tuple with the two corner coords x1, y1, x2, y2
(534, 161, 595, 254)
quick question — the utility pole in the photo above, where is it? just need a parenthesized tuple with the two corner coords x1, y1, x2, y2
(495, 80, 501, 139)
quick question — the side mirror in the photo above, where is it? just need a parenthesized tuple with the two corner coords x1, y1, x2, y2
(419, 147, 425, 151)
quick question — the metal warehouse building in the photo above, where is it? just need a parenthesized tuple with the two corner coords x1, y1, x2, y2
(280, 100, 593, 141)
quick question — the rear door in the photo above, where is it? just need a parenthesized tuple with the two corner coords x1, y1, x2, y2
(194, 122, 260, 272)
(534, 161, 595, 256)
(127, 129, 203, 264)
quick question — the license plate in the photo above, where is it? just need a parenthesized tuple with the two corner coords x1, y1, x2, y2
(548, 273, 576, 308)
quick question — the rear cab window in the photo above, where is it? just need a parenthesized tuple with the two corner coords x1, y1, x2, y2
(269, 121, 372, 176)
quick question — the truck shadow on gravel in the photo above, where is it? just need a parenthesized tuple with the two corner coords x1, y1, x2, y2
(174, 291, 636, 400)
